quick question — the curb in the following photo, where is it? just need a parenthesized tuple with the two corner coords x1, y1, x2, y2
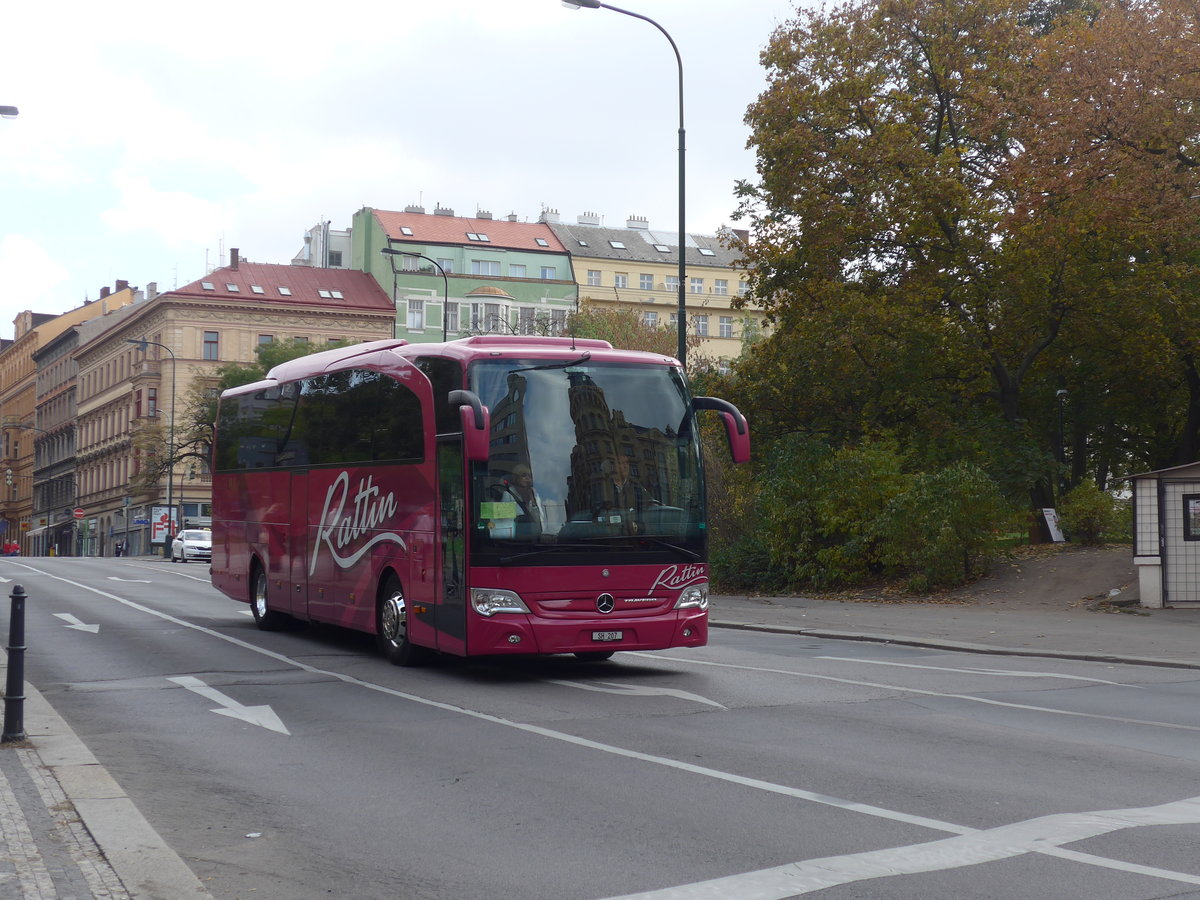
(708, 619, 1200, 671)
(21, 679, 214, 899)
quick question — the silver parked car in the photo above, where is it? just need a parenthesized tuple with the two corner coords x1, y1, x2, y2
(171, 529, 212, 563)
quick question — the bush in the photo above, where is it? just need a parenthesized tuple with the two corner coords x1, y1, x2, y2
(877, 461, 1018, 590)
(1059, 479, 1122, 545)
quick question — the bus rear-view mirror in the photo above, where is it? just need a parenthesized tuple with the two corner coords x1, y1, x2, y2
(449, 389, 490, 463)
(692, 396, 750, 464)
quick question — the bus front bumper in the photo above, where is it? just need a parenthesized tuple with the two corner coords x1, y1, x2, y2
(470, 609, 708, 656)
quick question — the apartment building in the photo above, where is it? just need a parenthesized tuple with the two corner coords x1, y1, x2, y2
(352, 205, 578, 341)
(64, 255, 393, 556)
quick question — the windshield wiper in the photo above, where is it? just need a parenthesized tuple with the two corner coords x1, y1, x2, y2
(499, 543, 600, 565)
(507, 352, 591, 374)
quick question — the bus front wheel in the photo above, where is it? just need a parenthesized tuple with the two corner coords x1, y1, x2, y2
(377, 576, 429, 667)
(250, 566, 289, 631)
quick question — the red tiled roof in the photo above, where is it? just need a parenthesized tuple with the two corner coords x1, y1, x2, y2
(174, 262, 392, 311)
(374, 209, 566, 253)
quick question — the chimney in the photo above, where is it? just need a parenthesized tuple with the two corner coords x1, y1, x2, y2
(626, 215, 649, 230)
(577, 211, 601, 226)
(404, 204, 426, 214)
(115, 279, 129, 293)
(146, 282, 158, 300)
(231, 248, 240, 270)
(434, 204, 454, 216)
(506, 212, 519, 222)
(99, 286, 111, 299)
(540, 208, 561, 224)
(477, 209, 493, 220)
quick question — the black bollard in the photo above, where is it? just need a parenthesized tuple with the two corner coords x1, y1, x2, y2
(2, 584, 27, 743)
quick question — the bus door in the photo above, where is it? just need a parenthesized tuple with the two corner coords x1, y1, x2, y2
(436, 438, 467, 654)
(288, 469, 310, 619)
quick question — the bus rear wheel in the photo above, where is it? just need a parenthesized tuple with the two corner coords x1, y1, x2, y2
(377, 576, 429, 667)
(250, 566, 289, 631)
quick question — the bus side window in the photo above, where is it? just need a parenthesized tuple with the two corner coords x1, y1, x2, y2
(416, 356, 464, 435)
(295, 369, 425, 465)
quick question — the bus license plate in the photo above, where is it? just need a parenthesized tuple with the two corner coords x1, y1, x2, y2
(592, 630, 623, 642)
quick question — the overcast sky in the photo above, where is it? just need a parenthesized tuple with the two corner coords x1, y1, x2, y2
(1, 0, 803, 341)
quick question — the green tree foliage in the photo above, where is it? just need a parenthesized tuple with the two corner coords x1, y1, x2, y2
(1058, 478, 1122, 545)
(732, 0, 1200, 505)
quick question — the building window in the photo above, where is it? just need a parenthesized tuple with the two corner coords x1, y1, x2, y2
(437, 258, 454, 274)
(614, 273, 628, 289)
(690, 277, 704, 294)
(408, 298, 425, 330)
(715, 279, 728, 295)
(739, 280, 749, 296)
(148, 388, 157, 418)
(329, 250, 343, 266)
(719, 316, 733, 338)
(540, 266, 557, 280)
(587, 270, 601, 287)
(471, 260, 500, 276)
(550, 309, 566, 335)
(640, 273, 654, 290)
(665, 276, 680, 292)
(203, 331, 219, 361)
(509, 263, 526, 278)
(258, 334, 273, 345)
(446, 302, 460, 334)
(643, 311, 658, 328)
(518, 307, 536, 334)
(694, 315, 709, 336)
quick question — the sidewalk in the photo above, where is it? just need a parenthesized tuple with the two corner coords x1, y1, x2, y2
(0, 673, 212, 900)
(710, 591, 1200, 669)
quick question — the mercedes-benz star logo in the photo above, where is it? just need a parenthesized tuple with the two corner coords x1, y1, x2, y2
(596, 593, 616, 614)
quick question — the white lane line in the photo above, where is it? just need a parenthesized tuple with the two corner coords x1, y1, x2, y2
(649, 654, 1200, 732)
(16, 560, 1200, 895)
(605, 796, 1200, 899)
(549, 680, 727, 709)
(816, 656, 1140, 687)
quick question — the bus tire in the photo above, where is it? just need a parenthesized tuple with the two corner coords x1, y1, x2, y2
(250, 564, 289, 631)
(377, 575, 429, 667)
(574, 651, 615, 662)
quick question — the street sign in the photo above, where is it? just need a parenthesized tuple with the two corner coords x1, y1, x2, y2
(73, 508, 84, 519)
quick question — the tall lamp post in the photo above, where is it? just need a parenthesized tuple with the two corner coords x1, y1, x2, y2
(563, 0, 687, 369)
(127, 338, 176, 556)
(1056, 388, 1069, 499)
(381, 247, 451, 341)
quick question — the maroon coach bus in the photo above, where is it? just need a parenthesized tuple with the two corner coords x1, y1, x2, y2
(210, 336, 749, 665)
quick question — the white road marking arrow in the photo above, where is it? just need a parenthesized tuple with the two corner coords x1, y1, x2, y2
(550, 680, 727, 709)
(167, 675, 290, 735)
(53, 613, 99, 634)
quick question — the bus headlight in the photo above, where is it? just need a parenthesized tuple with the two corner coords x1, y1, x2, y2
(471, 588, 532, 617)
(674, 581, 709, 610)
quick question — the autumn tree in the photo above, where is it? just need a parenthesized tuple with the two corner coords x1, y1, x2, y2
(733, 0, 1200, 504)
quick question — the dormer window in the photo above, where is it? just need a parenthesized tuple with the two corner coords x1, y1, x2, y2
(225, 283, 239, 291)
(201, 282, 215, 291)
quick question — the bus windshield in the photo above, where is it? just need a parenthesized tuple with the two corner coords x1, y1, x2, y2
(469, 358, 704, 565)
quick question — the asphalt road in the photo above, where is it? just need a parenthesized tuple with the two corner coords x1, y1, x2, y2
(3, 556, 1200, 900)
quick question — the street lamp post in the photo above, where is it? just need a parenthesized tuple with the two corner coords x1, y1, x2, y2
(1056, 388, 1069, 498)
(381, 248, 451, 341)
(562, 0, 688, 369)
(127, 339, 177, 556)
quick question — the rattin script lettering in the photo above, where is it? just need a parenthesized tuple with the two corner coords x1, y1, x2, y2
(310, 472, 407, 573)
